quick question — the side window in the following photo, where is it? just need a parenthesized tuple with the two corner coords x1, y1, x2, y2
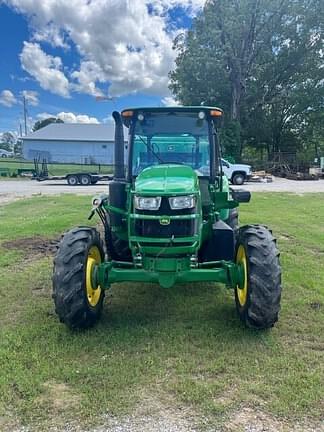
(222, 160, 230, 168)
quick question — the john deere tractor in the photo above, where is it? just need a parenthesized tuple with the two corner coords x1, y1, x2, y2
(53, 107, 281, 329)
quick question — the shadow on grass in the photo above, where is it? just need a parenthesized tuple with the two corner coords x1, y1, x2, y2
(64, 281, 270, 353)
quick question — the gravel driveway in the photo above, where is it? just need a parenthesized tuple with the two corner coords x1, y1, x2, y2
(0, 180, 107, 205)
(0, 177, 323, 205)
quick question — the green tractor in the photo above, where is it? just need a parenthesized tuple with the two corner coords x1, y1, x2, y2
(53, 106, 281, 330)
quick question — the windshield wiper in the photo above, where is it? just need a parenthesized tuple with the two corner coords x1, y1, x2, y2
(136, 135, 164, 164)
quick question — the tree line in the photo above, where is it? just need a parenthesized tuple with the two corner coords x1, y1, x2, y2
(170, 0, 324, 165)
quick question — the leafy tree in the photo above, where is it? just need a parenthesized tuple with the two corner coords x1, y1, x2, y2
(0, 142, 12, 151)
(33, 117, 63, 132)
(1, 131, 16, 148)
(14, 139, 23, 156)
(170, 0, 324, 161)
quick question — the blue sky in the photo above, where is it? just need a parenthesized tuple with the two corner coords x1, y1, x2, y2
(0, 1, 204, 134)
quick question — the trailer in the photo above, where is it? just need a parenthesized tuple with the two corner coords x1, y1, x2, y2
(33, 158, 112, 185)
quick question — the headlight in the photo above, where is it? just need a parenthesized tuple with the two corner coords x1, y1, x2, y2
(169, 195, 195, 210)
(134, 196, 161, 210)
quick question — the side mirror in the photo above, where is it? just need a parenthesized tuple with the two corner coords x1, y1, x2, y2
(231, 189, 251, 203)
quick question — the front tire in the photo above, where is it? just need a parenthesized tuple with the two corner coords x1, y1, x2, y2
(234, 225, 281, 329)
(52, 227, 105, 329)
(232, 172, 245, 185)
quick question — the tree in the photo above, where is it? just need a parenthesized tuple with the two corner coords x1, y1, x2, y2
(170, 0, 324, 160)
(33, 117, 63, 132)
(1, 132, 17, 146)
(14, 139, 23, 156)
(1, 131, 16, 149)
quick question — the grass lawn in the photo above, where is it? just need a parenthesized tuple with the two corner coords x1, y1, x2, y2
(0, 193, 323, 431)
(0, 158, 113, 178)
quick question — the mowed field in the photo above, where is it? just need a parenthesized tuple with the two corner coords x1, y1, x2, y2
(0, 193, 323, 432)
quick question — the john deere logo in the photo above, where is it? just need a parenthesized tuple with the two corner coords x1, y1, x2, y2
(160, 216, 170, 226)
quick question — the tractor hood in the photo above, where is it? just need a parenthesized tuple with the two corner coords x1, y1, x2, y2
(135, 164, 199, 195)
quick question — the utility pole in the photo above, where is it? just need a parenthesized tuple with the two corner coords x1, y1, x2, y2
(23, 95, 27, 135)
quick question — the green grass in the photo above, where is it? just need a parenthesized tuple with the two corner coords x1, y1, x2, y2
(0, 158, 113, 178)
(0, 194, 323, 431)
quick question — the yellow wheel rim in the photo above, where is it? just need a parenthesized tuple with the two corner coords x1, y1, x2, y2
(86, 246, 102, 307)
(236, 244, 248, 306)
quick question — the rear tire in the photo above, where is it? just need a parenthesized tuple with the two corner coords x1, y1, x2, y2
(234, 224, 281, 329)
(52, 227, 105, 329)
(226, 208, 239, 232)
(80, 174, 91, 186)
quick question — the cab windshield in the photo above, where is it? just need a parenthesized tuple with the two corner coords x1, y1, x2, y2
(131, 112, 210, 176)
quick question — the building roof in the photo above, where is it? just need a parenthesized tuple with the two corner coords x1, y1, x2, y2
(23, 123, 116, 142)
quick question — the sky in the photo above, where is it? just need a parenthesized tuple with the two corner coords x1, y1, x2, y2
(0, 0, 205, 135)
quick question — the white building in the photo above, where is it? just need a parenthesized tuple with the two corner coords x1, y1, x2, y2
(22, 123, 117, 164)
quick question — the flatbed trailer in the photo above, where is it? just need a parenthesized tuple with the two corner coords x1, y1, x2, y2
(34, 172, 112, 185)
(33, 158, 112, 185)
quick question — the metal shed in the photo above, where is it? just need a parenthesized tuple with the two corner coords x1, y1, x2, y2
(22, 123, 117, 164)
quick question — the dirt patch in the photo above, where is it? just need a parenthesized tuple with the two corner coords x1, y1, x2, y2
(97, 390, 206, 432)
(278, 233, 294, 241)
(2, 399, 323, 432)
(38, 381, 81, 414)
(1, 236, 59, 257)
(224, 407, 324, 432)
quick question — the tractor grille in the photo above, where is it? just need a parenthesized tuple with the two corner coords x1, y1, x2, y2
(134, 218, 195, 238)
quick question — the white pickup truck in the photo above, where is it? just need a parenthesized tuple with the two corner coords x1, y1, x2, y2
(221, 158, 252, 185)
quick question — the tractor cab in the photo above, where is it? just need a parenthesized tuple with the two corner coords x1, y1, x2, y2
(113, 107, 226, 220)
(121, 107, 223, 181)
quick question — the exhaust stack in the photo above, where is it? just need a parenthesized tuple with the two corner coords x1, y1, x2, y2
(112, 111, 125, 180)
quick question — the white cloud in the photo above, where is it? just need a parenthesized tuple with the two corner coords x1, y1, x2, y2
(70, 61, 105, 96)
(57, 112, 100, 124)
(22, 90, 39, 106)
(37, 111, 100, 124)
(36, 112, 53, 120)
(20, 42, 70, 97)
(8, 0, 205, 97)
(33, 23, 69, 49)
(150, 0, 205, 16)
(0, 90, 17, 107)
(161, 96, 180, 106)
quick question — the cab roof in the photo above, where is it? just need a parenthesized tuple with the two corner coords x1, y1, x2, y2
(121, 106, 223, 114)
(121, 106, 223, 127)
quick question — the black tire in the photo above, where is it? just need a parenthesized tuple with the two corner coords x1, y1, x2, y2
(1, 154, 7, 158)
(67, 175, 78, 186)
(105, 226, 132, 262)
(234, 224, 281, 329)
(91, 179, 98, 185)
(232, 172, 245, 185)
(80, 174, 91, 186)
(226, 208, 239, 231)
(52, 227, 105, 329)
